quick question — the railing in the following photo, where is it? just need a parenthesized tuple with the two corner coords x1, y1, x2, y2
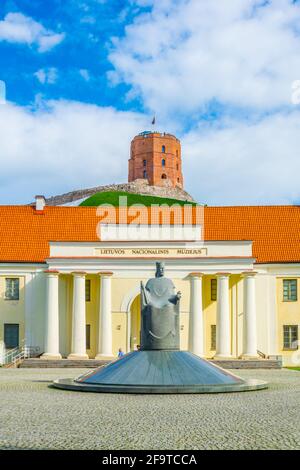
(1, 342, 40, 367)
(257, 349, 268, 359)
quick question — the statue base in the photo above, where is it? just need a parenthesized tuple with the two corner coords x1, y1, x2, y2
(53, 350, 267, 394)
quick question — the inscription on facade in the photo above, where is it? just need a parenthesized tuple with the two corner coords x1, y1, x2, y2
(94, 247, 207, 258)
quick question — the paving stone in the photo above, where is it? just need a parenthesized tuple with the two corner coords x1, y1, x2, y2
(0, 368, 299, 450)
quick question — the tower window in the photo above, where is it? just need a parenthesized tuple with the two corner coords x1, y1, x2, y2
(161, 174, 167, 179)
(176, 150, 178, 157)
(176, 163, 179, 170)
(143, 160, 146, 167)
(162, 145, 166, 153)
(162, 159, 166, 167)
(177, 178, 180, 182)
(143, 170, 147, 178)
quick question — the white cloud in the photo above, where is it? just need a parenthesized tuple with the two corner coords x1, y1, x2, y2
(0, 100, 147, 204)
(182, 110, 300, 205)
(79, 69, 91, 81)
(109, 0, 300, 115)
(0, 12, 65, 52)
(34, 68, 58, 85)
(0, 99, 299, 205)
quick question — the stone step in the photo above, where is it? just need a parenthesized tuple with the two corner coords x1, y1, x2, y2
(19, 359, 110, 368)
(211, 359, 282, 369)
(20, 358, 282, 369)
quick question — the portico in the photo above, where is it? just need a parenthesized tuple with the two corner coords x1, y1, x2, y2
(40, 240, 260, 360)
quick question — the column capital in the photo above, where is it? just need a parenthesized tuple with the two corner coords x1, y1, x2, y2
(241, 271, 257, 277)
(189, 272, 204, 278)
(98, 271, 113, 277)
(216, 272, 231, 277)
(44, 270, 59, 275)
(71, 271, 86, 277)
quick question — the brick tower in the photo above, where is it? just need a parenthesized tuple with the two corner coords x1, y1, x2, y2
(128, 132, 184, 189)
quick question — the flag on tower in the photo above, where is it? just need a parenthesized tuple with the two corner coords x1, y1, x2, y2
(151, 115, 156, 125)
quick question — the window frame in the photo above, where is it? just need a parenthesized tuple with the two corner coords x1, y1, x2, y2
(5, 278, 20, 301)
(85, 279, 91, 302)
(86, 324, 91, 350)
(283, 279, 297, 302)
(211, 325, 216, 350)
(211, 279, 217, 301)
(283, 325, 298, 350)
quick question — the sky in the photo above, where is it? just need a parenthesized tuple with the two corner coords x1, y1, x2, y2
(0, 0, 300, 205)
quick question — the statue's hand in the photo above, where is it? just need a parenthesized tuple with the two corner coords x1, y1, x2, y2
(177, 291, 182, 300)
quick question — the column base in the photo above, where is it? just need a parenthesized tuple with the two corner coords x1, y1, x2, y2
(191, 351, 205, 358)
(239, 353, 259, 359)
(214, 354, 232, 360)
(41, 353, 62, 360)
(95, 354, 115, 361)
(67, 353, 89, 360)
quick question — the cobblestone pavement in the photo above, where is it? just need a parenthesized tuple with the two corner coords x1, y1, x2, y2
(0, 368, 299, 450)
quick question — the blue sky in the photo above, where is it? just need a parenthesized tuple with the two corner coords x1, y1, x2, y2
(0, 0, 300, 205)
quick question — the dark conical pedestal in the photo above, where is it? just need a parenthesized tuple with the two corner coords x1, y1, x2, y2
(53, 262, 267, 394)
(53, 350, 267, 393)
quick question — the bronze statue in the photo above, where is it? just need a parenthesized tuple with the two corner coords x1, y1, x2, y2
(141, 262, 181, 350)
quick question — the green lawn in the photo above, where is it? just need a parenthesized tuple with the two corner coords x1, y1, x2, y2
(285, 367, 300, 371)
(80, 191, 197, 207)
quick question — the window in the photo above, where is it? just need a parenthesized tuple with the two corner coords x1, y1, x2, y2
(176, 150, 178, 157)
(283, 279, 297, 301)
(143, 159, 146, 167)
(4, 324, 19, 349)
(162, 159, 166, 167)
(176, 163, 179, 170)
(85, 280, 91, 302)
(211, 325, 216, 350)
(143, 170, 147, 178)
(162, 145, 166, 153)
(283, 325, 298, 349)
(86, 324, 91, 350)
(5, 278, 19, 301)
(177, 178, 180, 182)
(161, 173, 167, 179)
(211, 279, 217, 301)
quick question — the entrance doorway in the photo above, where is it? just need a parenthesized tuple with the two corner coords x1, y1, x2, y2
(130, 295, 141, 351)
(4, 324, 19, 349)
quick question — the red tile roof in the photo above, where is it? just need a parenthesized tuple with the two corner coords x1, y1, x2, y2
(0, 205, 299, 264)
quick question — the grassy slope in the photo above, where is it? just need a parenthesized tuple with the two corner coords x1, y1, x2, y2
(79, 191, 197, 207)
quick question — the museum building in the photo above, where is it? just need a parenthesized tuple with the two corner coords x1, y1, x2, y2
(0, 131, 299, 366)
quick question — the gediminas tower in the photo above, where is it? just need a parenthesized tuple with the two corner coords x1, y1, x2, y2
(128, 131, 184, 189)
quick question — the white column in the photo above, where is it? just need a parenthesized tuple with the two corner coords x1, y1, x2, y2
(96, 272, 114, 359)
(242, 272, 258, 358)
(41, 271, 61, 360)
(188, 273, 204, 356)
(215, 273, 231, 358)
(68, 272, 88, 360)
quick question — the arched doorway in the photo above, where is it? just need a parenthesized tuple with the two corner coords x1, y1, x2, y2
(130, 295, 141, 351)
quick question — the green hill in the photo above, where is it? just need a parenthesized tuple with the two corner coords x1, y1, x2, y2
(79, 191, 196, 207)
